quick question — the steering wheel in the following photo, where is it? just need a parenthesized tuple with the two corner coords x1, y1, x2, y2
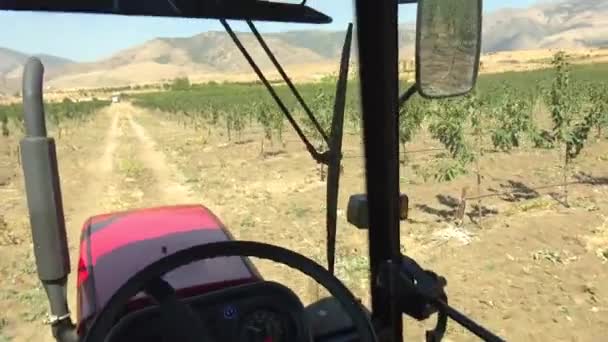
(84, 241, 378, 342)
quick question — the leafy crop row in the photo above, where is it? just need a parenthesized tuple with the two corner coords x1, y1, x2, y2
(132, 80, 361, 159)
(131, 53, 608, 220)
(0, 98, 110, 138)
(405, 52, 608, 220)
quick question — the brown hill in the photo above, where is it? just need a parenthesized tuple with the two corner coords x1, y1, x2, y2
(483, 0, 608, 52)
(0, 48, 72, 94)
(1, 0, 607, 92)
(43, 30, 353, 90)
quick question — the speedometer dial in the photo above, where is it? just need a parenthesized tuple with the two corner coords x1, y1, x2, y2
(239, 309, 287, 342)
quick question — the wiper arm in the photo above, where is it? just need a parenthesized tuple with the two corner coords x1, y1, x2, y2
(432, 298, 505, 342)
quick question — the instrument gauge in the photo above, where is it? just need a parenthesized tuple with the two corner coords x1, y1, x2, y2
(238, 309, 287, 342)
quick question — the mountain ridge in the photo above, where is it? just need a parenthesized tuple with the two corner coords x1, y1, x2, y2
(1, 0, 607, 93)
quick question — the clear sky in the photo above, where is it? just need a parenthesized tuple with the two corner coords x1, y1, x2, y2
(0, 0, 546, 62)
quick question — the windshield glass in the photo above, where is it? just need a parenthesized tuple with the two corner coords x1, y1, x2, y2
(0, 1, 607, 341)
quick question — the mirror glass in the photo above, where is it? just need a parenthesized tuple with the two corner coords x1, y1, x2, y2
(416, 0, 482, 98)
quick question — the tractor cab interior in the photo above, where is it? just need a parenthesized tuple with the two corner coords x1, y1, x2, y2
(6, 1, 506, 341)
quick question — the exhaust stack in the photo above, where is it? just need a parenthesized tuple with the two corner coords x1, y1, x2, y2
(20, 57, 76, 342)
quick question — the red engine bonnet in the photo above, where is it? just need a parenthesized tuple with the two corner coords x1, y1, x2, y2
(76, 204, 260, 331)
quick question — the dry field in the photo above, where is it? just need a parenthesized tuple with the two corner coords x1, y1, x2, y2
(480, 48, 608, 74)
(1, 102, 607, 341)
(3, 48, 606, 105)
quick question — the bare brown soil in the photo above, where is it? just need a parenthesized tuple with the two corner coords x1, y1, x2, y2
(1, 103, 607, 341)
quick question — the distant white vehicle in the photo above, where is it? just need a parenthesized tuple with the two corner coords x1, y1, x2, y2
(111, 95, 120, 103)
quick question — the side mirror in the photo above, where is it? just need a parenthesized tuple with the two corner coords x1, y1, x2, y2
(347, 193, 409, 230)
(415, 0, 482, 98)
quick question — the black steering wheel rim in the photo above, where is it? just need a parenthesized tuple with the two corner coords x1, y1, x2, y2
(84, 240, 378, 342)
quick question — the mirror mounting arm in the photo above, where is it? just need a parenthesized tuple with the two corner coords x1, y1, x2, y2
(398, 83, 418, 109)
(379, 257, 447, 341)
(379, 256, 507, 342)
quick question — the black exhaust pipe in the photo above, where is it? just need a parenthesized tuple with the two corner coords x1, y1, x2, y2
(20, 57, 77, 342)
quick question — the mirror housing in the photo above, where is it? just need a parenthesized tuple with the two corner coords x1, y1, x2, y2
(415, 0, 482, 98)
(347, 194, 409, 230)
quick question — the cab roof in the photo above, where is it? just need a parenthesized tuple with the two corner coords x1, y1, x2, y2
(0, 0, 332, 23)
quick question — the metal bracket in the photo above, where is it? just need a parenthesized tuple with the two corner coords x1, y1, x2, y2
(45, 312, 71, 326)
(378, 256, 448, 341)
(377, 255, 507, 342)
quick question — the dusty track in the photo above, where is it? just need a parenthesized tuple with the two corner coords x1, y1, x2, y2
(126, 106, 195, 204)
(0, 103, 204, 341)
(63, 107, 119, 316)
(63, 103, 202, 317)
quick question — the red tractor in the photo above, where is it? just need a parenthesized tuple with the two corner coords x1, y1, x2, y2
(6, 1, 505, 341)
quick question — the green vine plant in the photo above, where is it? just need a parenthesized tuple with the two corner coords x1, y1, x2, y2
(226, 107, 245, 143)
(428, 97, 474, 182)
(588, 82, 608, 139)
(48, 103, 66, 138)
(491, 88, 533, 152)
(398, 95, 426, 177)
(524, 85, 556, 149)
(203, 105, 218, 138)
(1, 113, 8, 137)
(547, 51, 593, 207)
(11, 116, 24, 165)
(424, 93, 486, 225)
(193, 107, 208, 134)
(528, 123, 556, 149)
(1, 99, 108, 163)
(271, 108, 285, 148)
(210, 106, 220, 127)
(224, 109, 233, 142)
(344, 91, 361, 134)
(234, 107, 247, 143)
(256, 102, 274, 157)
(305, 90, 333, 180)
(347, 106, 361, 134)
(58, 98, 75, 137)
(0, 106, 22, 150)
(467, 92, 487, 226)
(247, 102, 257, 127)
(180, 110, 192, 130)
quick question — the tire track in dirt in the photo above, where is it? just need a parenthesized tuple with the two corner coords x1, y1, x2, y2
(124, 105, 196, 205)
(64, 103, 193, 339)
(64, 107, 121, 328)
(65, 108, 120, 234)
(2, 107, 122, 342)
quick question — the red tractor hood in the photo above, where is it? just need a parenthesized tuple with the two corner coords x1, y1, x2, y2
(76, 204, 259, 330)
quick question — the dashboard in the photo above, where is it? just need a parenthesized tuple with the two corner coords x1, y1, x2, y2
(106, 281, 311, 342)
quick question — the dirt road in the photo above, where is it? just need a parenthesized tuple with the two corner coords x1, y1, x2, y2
(1, 103, 208, 341)
(1, 102, 607, 341)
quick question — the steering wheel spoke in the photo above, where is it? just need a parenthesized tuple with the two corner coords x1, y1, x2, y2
(144, 277, 215, 342)
(144, 277, 176, 302)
